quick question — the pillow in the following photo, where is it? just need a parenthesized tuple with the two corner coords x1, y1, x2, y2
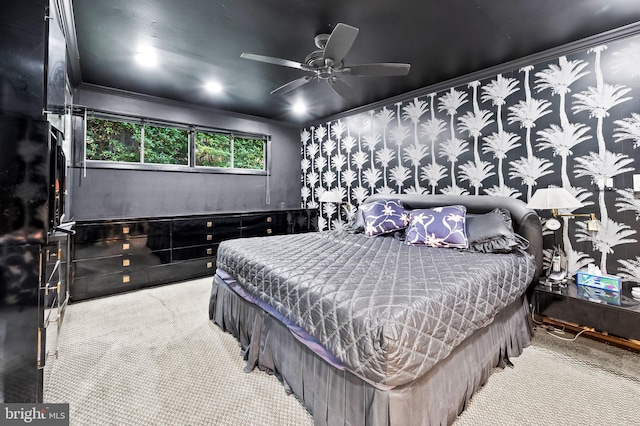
(466, 208, 529, 253)
(361, 199, 409, 237)
(344, 204, 366, 233)
(404, 205, 468, 248)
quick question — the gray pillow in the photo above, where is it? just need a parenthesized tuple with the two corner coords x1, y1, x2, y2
(344, 205, 365, 233)
(466, 208, 529, 253)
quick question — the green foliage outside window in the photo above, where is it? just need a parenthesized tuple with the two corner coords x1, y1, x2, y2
(195, 133, 232, 167)
(234, 137, 265, 169)
(144, 124, 188, 165)
(86, 118, 141, 162)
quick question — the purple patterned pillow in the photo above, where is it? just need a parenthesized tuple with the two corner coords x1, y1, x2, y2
(404, 205, 468, 248)
(361, 199, 409, 237)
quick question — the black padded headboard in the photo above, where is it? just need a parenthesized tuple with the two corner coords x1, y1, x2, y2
(364, 194, 544, 278)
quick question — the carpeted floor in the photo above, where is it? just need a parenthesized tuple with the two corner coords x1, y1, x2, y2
(44, 278, 640, 426)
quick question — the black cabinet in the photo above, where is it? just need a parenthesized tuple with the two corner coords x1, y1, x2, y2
(70, 209, 317, 301)
(533, 282, 640, 341)
(0, 244, 43, 402)
(0, 113, 65, 405)
(0, 0, 71, 404)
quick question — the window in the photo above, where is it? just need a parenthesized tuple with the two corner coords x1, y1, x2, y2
(85, 114, 267, 172)
(86, 117, 189, 165)
(233, 137, 265, 170)
(86, 118, 142, 162)
(143, 124, 188, 165)
(195, 131, 265, 170)
(195, 132, 231, 167)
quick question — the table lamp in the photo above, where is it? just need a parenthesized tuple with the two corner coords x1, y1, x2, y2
(527, 187, 598, 283)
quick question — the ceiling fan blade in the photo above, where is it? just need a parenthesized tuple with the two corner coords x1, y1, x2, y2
(327, 77, 355, 100)
(341, 63, 411, 77)
(323, 23, 359, 65)
(271, 76, 314, 95)
(241, 53, 310, 71)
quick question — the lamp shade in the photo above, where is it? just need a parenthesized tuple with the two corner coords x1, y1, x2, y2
(526, 187, 582, 210)
(319, 191, 342, 203)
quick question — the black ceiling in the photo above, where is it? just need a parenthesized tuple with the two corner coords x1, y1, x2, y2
(72, 0, 640, 124)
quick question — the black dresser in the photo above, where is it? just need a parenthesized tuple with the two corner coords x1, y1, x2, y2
(71, 209, 317, 301)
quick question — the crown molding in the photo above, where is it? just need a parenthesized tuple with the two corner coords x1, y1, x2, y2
(307, 21, 640, 127)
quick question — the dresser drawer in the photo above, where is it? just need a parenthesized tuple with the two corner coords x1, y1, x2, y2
(74, 256, 122, 278)
(172, 244, 218, 261)
(71, 269, 152, 301)
(167, 257, 216, 277)
(172, 216, 241, 248)
(172, 232, 217, 249)
(74, 236, 169, 260)
(241, 214, 273, 238)
(211, 216, 242, 241)
(75, 220, 171, 243)
(74, 249, 172, 277)
(172, 217, 216, 233)
(144, 257, 216, 284)
(125, 250, 172, 269)
(71, 271, 123, 301)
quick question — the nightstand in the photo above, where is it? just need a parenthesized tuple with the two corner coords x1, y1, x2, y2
(533, 279, 640, 342)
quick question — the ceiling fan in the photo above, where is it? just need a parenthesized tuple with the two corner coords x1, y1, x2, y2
(240, 23, 411, 100)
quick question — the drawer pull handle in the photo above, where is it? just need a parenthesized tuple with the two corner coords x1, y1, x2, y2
(206, 234, 213, 241)
(123, 259, 130, 267)
(206, 262, 213, 269)
(123, 275, 130, 283)
(206, 221, 213, 228)
(266, 217, 272, 223)
(123, 226, 130, 234)
(123, 243, 130, 250)
(206, 248, 213, 255)
(267, 229, 273, 234)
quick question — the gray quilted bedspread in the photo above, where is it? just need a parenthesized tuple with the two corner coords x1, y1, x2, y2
(216, 230, 536, 387)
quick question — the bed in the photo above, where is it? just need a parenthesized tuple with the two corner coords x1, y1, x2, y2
(209, 194, 543, 425)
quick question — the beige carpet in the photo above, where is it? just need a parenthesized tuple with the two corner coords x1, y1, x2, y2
(44, 278, 640, 425)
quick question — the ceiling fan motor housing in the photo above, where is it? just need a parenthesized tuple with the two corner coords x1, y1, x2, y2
(305, 50, 337, 79)
(314, 33, 330, 49)
(304, 50, 325, 68)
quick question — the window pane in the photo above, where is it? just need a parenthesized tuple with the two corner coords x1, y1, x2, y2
(233, 137, 265, 170)
(144, 125, 188, 165)
(195, 132, 231, 167)
(86, 118, 141, 162)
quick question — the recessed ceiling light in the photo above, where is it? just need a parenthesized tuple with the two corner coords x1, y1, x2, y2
(205, 81, 223, 94)
(292, 100, 307, 115)
(135, 47, 157, 67)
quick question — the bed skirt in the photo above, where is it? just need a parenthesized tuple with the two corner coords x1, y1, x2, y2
(209, 274, 533, 426)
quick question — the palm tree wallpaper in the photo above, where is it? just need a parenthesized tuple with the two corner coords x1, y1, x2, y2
(301, 34, 640, 281)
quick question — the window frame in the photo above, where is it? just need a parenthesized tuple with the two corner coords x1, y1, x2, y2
(82, 112, 269, 176)
(193, 129, 267, 172)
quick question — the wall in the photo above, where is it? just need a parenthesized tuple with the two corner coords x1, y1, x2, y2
(70, 85, 301, 220)
(301, 33, 640, 279)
